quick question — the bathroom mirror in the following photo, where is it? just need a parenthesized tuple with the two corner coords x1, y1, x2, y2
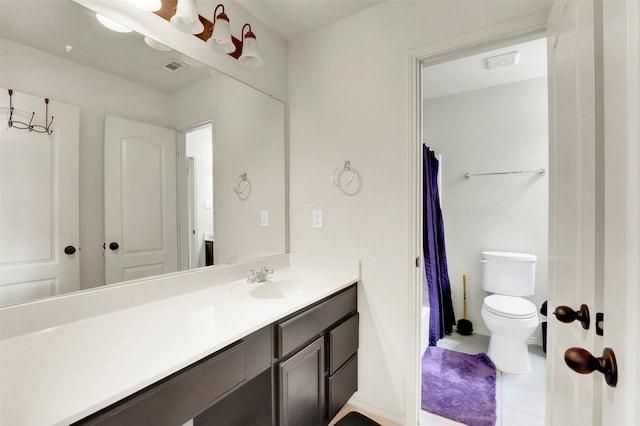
(0, 0, 286, 306)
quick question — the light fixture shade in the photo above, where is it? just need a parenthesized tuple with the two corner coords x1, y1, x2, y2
(96, 13, 133, 33)
(170, 0, 204, 34)
(208, 14, 234, 53)
(127, 0, 161, 12)
(144, 36, 172, 51)
(239, 35, 263, 67)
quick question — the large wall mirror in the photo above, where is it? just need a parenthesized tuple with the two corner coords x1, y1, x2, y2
(0, 0, 286, 307)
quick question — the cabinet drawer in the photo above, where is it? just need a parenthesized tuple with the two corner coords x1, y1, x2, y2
(328, 313, 359, 375)
(76, 343, 246, 426)
(327, 354, 358, 420)
(277, 285, 357, 358)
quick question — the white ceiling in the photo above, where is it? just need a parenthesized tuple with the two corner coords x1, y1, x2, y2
(236, 0, 386, 40)
(423, 37, 548, 100)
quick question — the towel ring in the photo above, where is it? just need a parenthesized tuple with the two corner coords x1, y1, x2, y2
(332, 161, 355, 188)
(233, 173, 250, 197)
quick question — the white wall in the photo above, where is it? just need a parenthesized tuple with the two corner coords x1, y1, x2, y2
(288, 1, 552, 421)
(424, 77, 549, 343)
(0, 38, 173, 290)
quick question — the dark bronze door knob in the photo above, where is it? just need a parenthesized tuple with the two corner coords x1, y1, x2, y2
(64, 245, 76, 255)
(554, 304, 590, 329)
(109, 242, 119, 251)
(564, 347, 618, 387)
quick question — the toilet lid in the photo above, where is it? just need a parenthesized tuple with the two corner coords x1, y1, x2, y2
(484, 295, 537, 319)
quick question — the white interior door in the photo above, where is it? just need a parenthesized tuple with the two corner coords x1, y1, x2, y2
(0, 89, 79, 306)
(547, 1, 639, 424)
(547, 1, 599, 423)
(104, 115, 177, 284)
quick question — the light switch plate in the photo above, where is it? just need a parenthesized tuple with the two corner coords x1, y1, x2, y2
(260, 210, 269, 227)
(312, 209, 324, 229)
(204, 199, 213, 209)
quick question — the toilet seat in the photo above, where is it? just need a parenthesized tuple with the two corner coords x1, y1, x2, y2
(483, 295, 537, 319)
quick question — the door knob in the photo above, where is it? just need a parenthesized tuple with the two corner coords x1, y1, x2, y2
(564, 347, 617, 387)
(108, 242, 119, 251)
(64, 245, 76, 255)
(554, 304, 590, 329)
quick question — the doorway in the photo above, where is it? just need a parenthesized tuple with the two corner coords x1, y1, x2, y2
(419, 37, 549, 425)
(182, 123, 214, 269)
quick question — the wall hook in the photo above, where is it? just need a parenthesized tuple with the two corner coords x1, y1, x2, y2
(7, 89, 54, 135)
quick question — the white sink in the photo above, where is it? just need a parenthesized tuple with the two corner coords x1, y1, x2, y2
(248, 276, 327, 299)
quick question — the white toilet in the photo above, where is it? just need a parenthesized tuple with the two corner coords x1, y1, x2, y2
(480, 251, 539, 374)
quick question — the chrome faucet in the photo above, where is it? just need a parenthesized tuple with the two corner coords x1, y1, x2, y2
(247, 266, 274, 283)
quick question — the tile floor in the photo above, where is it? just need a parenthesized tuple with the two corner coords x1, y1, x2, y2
(420, 333, 547, 426)
(329, 404, 401, 426)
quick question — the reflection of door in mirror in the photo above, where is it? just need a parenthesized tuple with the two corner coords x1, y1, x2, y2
(184, 124, 214, 269)
(0, 89, 80, 306)
(104, 115, 178, 284)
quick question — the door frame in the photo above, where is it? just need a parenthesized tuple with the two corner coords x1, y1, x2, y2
(176, 121, 212, 271)
(406, 12, 548, 425)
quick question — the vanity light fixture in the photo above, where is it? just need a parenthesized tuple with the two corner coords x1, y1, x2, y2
(153, 0, 263, 67)
(127, 0, 162, 12)
(208, 4, 234, 53)
(237, 23, 263, 67)
(96, 13, 133, 33)
(170, 0, 204, 34)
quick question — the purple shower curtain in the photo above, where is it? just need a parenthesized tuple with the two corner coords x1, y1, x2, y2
(423, 145, 456, 346)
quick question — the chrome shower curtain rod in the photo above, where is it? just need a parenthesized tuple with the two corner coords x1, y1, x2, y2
(464, 168, 546, 179)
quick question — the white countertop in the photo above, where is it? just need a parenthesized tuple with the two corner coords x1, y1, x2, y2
(0, 254, 359, 425)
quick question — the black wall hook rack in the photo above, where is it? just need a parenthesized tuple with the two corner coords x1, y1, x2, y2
(7, 89, 54, 135)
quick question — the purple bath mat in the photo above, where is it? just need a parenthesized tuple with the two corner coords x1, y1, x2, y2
(422, 347, 497, 426)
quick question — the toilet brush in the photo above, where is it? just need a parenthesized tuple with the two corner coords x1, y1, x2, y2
(456, 275, 473, 335)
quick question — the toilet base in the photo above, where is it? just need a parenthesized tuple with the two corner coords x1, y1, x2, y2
(486, 334, 532, 374)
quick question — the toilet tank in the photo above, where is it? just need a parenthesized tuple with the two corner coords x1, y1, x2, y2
(481, 251, 537, 296)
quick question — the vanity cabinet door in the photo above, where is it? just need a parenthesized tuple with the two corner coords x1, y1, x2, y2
(278, 336, 325, 426)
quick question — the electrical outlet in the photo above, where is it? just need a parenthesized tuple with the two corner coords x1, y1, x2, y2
(260, 210, 269, 227)
(312, 209, 324, 229)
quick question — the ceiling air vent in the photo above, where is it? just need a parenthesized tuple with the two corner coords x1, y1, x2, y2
(159, 58, 189, 74)
(484, 51, 520, 70)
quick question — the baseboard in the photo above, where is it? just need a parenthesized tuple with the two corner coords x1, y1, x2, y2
(346, 396, 404, 425)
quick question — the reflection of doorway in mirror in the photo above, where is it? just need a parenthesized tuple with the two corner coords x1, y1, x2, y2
(186, 157, 197, 269)
(184, 124, 214, 268)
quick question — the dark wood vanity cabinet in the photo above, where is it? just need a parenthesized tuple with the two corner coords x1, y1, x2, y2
(276, 285, 359, 426)
(75, 284, 358, 426)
